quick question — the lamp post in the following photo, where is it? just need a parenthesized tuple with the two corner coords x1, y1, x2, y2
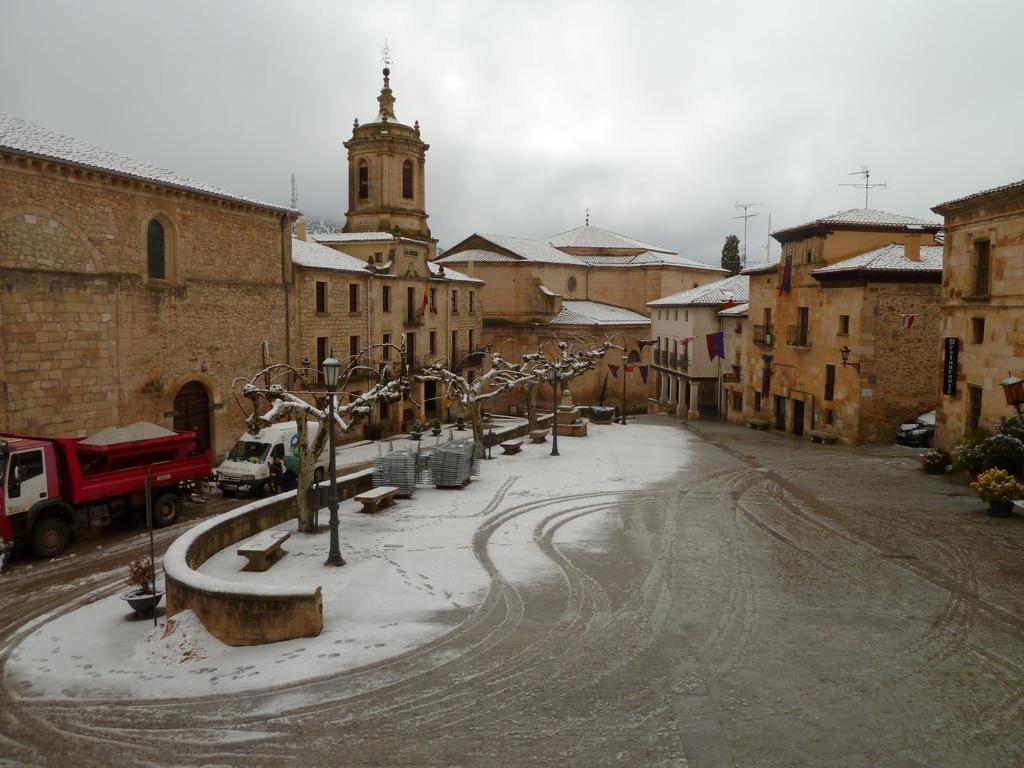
(322, 356, 345, 567)
(840, 345, 860, 372)
(620, 354, 629, 425)
(550, 366, 560, 457)
(1000, 373, 1024, 414)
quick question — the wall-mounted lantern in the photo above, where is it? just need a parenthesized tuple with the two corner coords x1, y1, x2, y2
(999, 373, 1024, 414)
(840, 345, 861, 372)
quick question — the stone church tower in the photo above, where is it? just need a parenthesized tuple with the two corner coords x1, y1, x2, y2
(343, 66, 434, 254)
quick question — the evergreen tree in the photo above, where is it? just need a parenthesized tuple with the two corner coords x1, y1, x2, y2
(721, 234, 741, 274)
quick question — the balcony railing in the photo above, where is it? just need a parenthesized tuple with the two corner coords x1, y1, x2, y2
(787, 325, 811, 347)
(677, 356, 690, 371)
(654, 349, 665, 365)
(753, 324, 774, 346)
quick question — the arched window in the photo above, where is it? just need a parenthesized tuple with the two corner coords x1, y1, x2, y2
(358, 160, 369, 200)
(147, 218, 165, 279)
(402, 160, 414, 199)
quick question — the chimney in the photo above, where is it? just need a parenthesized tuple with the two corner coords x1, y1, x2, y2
(904, 230, 921, 262)
(296, 217, 307, 242)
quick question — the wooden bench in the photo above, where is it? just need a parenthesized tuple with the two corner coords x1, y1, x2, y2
(747, 418, 769, 430)
(355, 485, 400, 514)
(237, 530, 290, 572)
(529, 429, 549, 444)
(809, 429, 839, 444)
(500, 439, 523, 455)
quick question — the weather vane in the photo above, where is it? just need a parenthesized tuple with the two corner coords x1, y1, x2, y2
(381, 39, 392, 68)
(585, 207, 590, 226)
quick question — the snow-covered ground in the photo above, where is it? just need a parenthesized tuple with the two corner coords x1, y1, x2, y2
(6, 420, 685, 701)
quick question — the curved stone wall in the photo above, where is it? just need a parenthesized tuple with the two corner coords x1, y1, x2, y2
(164, 469, 374, 646)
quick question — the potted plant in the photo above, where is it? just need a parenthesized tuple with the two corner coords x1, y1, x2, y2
(920, 448, 951, 475)
(455, 415, 466, 431)
(969, 468, 1023, 517)
(410, 420, 424, 441)
(952, 428, 991, 479)
(981, 433, 1024, 474)
(121, 557, 163, 616)
(430, 419, 442, 437)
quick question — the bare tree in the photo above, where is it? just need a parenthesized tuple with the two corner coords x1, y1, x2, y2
(236, 345, 406, 532)
(415, 353, 536, 445)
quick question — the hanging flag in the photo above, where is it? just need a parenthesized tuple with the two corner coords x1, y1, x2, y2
(608, 364, 619, 379)
(420, 282, 429, 314)
(639, 365, 649, 384)
(761, 364, 771, 395)
(777, 254, 793, 295)
(679, 337, 691, 346)
(706, 331, 725, 361)
(901, 313, 916, 329)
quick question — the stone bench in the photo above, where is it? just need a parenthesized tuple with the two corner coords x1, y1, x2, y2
(747, 418, 770, 430)
(500, 439, 523, 455)
(529, 429, 550, 444)
(237, 530, 290, 572)
(810, 429, 839, 444)
(355, 485, 400, 514)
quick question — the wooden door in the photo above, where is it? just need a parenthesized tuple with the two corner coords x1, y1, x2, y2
(173, 381, 211, 453)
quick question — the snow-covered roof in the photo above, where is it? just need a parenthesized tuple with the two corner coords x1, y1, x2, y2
(773, 208, 941, 241)
(933, 178, 1024, 211)
(551, 301, 650, 327)
(547, 224, 674, 253)
(438, 234, 721, 271)
(291, 237, 368, 274)
(717, 302, 749, 317)
(741, 261, 781, 276)
(0, 113, 296, 215)
(648, 274, 750, 307)
(312, 232, 395, 243)
(810, 243, 943, 276)
(427, 261, 483, 284)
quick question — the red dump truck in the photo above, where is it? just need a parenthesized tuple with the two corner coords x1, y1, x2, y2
(0, 423, 212, 559)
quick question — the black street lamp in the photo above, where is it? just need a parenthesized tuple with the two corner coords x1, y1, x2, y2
(619, 354, 629, 425)
(550, 366, 560, 457)
(322, 356, 345, 567)
(840, 345, 860, 372)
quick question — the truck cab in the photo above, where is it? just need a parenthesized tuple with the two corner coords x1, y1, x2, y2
(0, 437, 66, 557)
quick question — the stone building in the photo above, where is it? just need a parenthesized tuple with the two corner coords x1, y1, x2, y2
(0, 113, 298, 458)
(741, 209, 943, 444)
(437, 225, 725, 410)
(648, 274, 749, 419)
(298, 66, 484, 426)
(718, 301, 749, 425)
(931, 179, 1024, 450)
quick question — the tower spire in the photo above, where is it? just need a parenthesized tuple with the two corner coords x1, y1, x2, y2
(377, 40, 396, 122)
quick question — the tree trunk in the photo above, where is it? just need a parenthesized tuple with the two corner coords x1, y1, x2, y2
(469, 401, 485, 448)
(525, 382, 538, 430)
(293, 419, 316, 532)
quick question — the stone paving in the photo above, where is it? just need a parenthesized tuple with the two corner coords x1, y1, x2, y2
(1, 415, 1023, 767)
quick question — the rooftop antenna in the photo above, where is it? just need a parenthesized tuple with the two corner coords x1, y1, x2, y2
(381, 39, 392, 68)
(760, 211, 772, 264)
(290, 173, 298, 209)
(733, 202, 764, 268)
(839, 165, 886, 209)
(585, 207, 590, 226)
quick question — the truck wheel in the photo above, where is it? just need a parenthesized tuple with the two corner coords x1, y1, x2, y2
(31, 517, 70, 559)
(152, 493, 181, 528)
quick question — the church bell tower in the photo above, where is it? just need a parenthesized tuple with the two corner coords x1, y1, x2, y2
(343, 63, 432, 244)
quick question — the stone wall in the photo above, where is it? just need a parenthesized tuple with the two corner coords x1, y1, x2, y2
(164, 469, 374, 646)
(0, 156, 294, 459)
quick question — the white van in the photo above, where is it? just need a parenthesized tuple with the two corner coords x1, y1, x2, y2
(215, 421, 328, 497)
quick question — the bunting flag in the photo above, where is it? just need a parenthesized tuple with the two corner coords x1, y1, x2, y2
(901, 313, 916, 329)
(706, 331, 725, 361)
(637, 339, 657, 349)
(608, 364, 619, 379)
(639, 365, 649, 384)
(777, 254, 793, 295)
(761, 354, 773, 395)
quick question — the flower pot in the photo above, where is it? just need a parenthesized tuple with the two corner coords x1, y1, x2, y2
(987, 500, 1014, 517)
(122, 590, 164, 616)
(431, 428, 442, 437)
(589, 406, 615, 424)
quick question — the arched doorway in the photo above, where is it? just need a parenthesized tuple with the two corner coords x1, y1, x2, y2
(173, 381, 211, 453)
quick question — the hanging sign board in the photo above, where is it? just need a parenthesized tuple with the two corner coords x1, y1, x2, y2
(942, 337, 959, 396)
(722, 372, 740, 383)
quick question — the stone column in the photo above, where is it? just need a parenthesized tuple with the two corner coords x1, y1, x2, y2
(687, 380, 701, 421)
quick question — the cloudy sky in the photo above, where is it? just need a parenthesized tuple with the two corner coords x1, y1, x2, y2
(2, 0, 1022, 266)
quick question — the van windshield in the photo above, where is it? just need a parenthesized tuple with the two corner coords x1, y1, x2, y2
(227, 441, 271, 463)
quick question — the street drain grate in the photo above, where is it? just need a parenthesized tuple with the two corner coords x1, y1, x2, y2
(382, 544, 404, 550)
